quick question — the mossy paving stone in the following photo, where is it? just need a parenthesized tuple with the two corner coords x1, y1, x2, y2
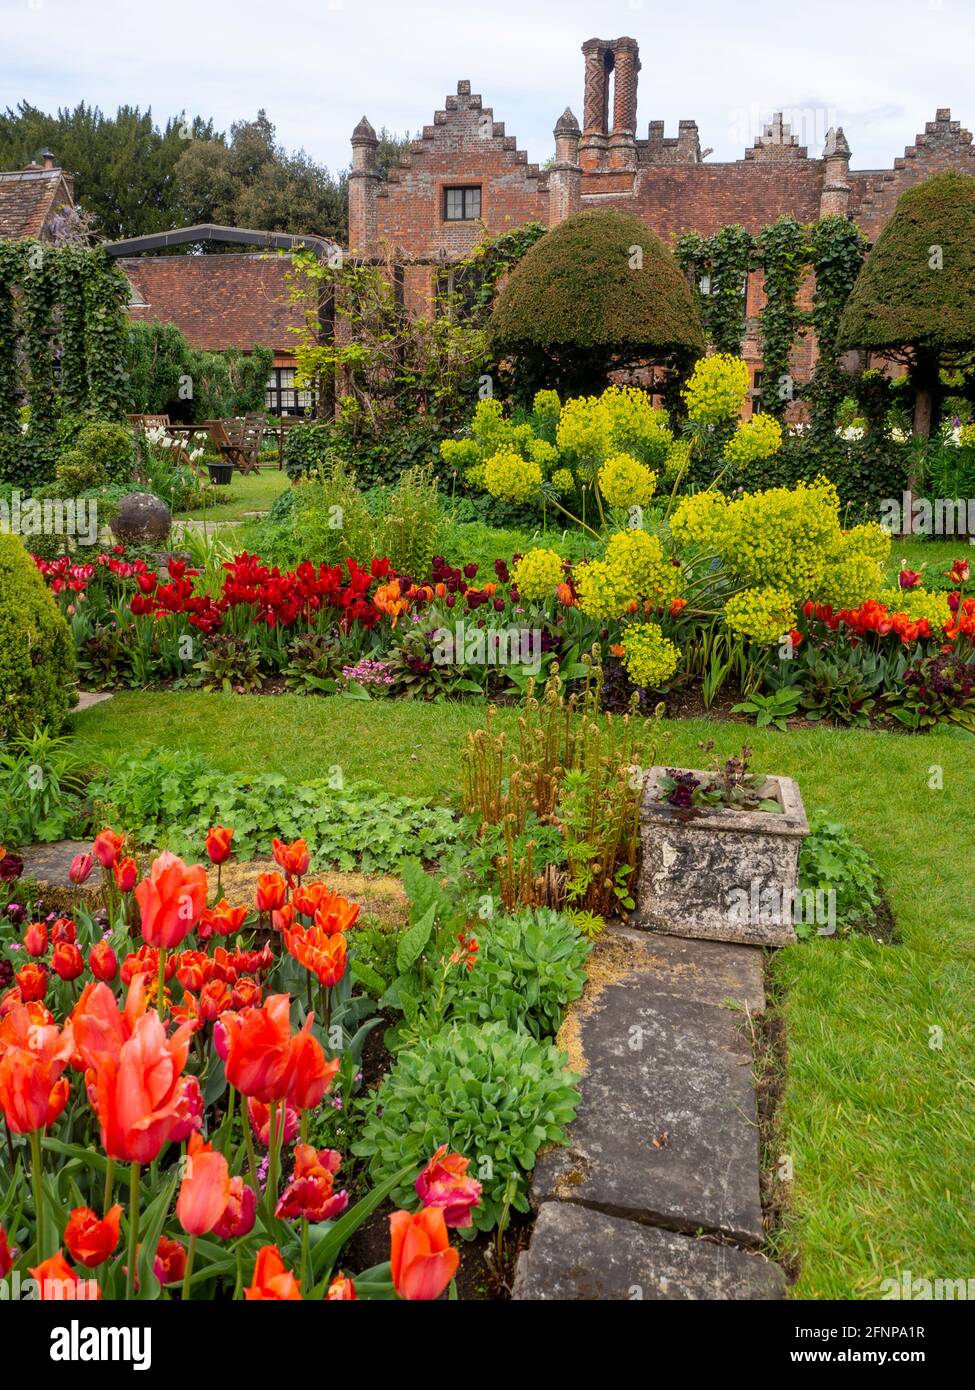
(533, 924, 767, 1248)
(513, 1203, 785, 1301)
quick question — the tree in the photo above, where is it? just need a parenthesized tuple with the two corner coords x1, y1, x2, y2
(490, 208, 705, 397)
(172, 111, 348, 241)
(837, 171, 975, 441)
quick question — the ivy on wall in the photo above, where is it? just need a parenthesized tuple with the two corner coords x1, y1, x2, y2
(675, 225, 754, 356)
(0, 241, 130, 487)
(805, 215, 868, 445)
(757, 215, 809, 417)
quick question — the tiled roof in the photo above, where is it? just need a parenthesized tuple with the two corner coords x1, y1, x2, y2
(119, 253, 304, 352)
(0, 168, 74, 240)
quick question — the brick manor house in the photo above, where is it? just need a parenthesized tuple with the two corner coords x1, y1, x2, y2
(349, 34, 975, 405)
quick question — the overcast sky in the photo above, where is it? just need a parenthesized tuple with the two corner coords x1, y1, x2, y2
(3, 0, 973, 175)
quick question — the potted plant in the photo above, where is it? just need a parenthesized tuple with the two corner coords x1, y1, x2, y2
(207, 459, 234, 485)
(638, 745, 809, 946)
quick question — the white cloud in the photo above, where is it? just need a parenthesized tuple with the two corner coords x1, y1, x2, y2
(2, 0, 972, 174)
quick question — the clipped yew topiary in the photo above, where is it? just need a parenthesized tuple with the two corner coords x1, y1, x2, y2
(837, 171, 975, 438)
(0, 532, 75, 740)
(490, 208, 705, 396)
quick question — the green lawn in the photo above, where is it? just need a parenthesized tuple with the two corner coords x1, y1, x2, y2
(178, 467, 291, 523)
(68, 691, 974, 1299)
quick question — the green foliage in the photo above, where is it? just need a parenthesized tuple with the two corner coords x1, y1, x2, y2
(445, 907, 591, 1038)
(0, 532, 75, 740)
(283, 422, 335, 481)
(124, 320, 273, 421)
(0, 729, 85, 845)
(85, 748, 457, 871)
(353, 1020, 579, 1231)
(758, 216, 809, 416)
(59, 420, 134, 484)
(797, 815, 881, 936)
(491, 209, 705, 396)
(732, 685, 803, 730)
(837, 172, 975, 357)
(675, 225, 755, 356)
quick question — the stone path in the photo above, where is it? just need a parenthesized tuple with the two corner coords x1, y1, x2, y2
(75, 691, 113, 712)
(513, 925, 785, 1301)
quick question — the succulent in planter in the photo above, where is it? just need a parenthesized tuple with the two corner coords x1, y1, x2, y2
(656, 743, 783, 814)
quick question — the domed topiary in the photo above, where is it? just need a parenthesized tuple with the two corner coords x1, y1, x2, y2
(490, 208, 705, 395)
(0, 532, 75, 740)
(837, 171, 975, 438)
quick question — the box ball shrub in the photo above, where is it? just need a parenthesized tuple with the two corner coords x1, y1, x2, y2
(0, 532, 76, 739)
(59, 421, 135, 486)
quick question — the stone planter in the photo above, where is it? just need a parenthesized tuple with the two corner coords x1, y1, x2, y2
(638, 767, 809, 947)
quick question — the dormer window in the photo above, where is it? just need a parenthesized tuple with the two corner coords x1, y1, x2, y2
(443, 186, 481, 221)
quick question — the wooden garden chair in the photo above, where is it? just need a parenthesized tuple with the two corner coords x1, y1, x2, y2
(204, 420, 253, 475)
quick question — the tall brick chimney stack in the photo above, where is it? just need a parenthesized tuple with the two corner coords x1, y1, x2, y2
(820, 127, 852, 216)
(579, 38, 612, 172)
(549, 108, 582, 224)
(348, 116, 379, 253)
(608, 37, 640, 170)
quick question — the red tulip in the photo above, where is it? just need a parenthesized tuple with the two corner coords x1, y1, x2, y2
(168, 1073, 204, 1143)
(113, 856, 138, 894)
(23, 921, 47, 957)
(389, 1207, 459, 1300)
(46, 1076, 70, 1127)
(175, 950, 208, 993)
(255, 873, 286, 914)
(50, 917, 77, 945)
(244, 1245, 302, 1301)
(199, 979, 231, 1022)
(415, 1145, 483, 1229)
(29, 1251, 100, 1300)
(52, 941, 85, 982)
(213, 1176, 257, 1239)
(231, 977, 262, 1011)
(290, 1028, 340, 1111)
(14, 962, 47, 1004)
(69, 853, 95, 885)
(326, 1274, 357, 1300)
(0, 1224, 11, 1279)
(135, 850, 208, 950)
(88, 940, 118, 983)
(247, 1096, 300, 1148)
(67, 976, 149, 1074)
(93, 828, 125, 869)
(284, 922, 347, 988)
(176, 1132, 231, 1236)
(0, 1004, 72, 1134)
(152, 1235, 186, 1285)
(275, 1143, 348, 1223)
(205, 826, 235, 865)
(64, 1205, 122, 1267)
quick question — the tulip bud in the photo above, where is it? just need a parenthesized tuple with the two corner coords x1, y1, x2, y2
(69, 853, 94, 885)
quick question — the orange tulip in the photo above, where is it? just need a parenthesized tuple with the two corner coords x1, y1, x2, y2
(205, 826, 235, 865)
(326, 1274, 357, 1300)
(199, 979, 231, 1022)
(92, 828, 124, 869)
(0, 1003, 72, 1134)
(176, 1133, 231, 1236)
(389, 1207, 459, 1300)
(202, 900, 248, 938)
(272, 838, 310, 882)
(220, 994, 323, 1104)
(284, 922, 347, 987)
(30, 1250, 101, 1300)
(175, 950, 208, 994)
(67, 976, 149, 1074)
(64, 1204, 122, 1267)
(134, 850, 208, 950)
(91, 1009, 198, 1163)
(46, 1075, 70, 1126)
(255, 872, 287, 914)
(15, 962, 47, 1003)
(290, 1029, 340, 1111)
(313, 892, 360, 936)
(275, 1143, 347, 1223)
(231, 977, 262, 1011)
(244, 1245, 302, 1300)
(51, 941, 84, 982)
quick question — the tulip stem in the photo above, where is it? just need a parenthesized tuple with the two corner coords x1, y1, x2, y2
(156, 947, 167, 1018)
(267, 1100, 280, 1214)
(29, 1128, 45, 1259)
(125, 1163, 141, 1301)
(103, 1158, 115, 1215)
(181, 1234, 197, 1301)
(243, 1107, 260, 1199)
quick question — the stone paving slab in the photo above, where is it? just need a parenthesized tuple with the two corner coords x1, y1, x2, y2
(513, 1203, 785, 1301)
(534, 927, 765, 1246)
(75, 691, 113, 712)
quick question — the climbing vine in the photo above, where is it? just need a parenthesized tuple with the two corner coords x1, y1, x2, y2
(757, 216, 809, 417)
(804, 215, 868, 445)
(448, 220, 548, 325)
(676, 225, 754, 356)
(0, 242, 129, 487)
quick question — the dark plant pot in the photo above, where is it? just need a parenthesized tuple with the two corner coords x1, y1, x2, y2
(207, 462, 234, 485)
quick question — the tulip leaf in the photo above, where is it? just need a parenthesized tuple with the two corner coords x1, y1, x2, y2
(309, 1160, 417, 1289)
(134, 1166, 181, 1301)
